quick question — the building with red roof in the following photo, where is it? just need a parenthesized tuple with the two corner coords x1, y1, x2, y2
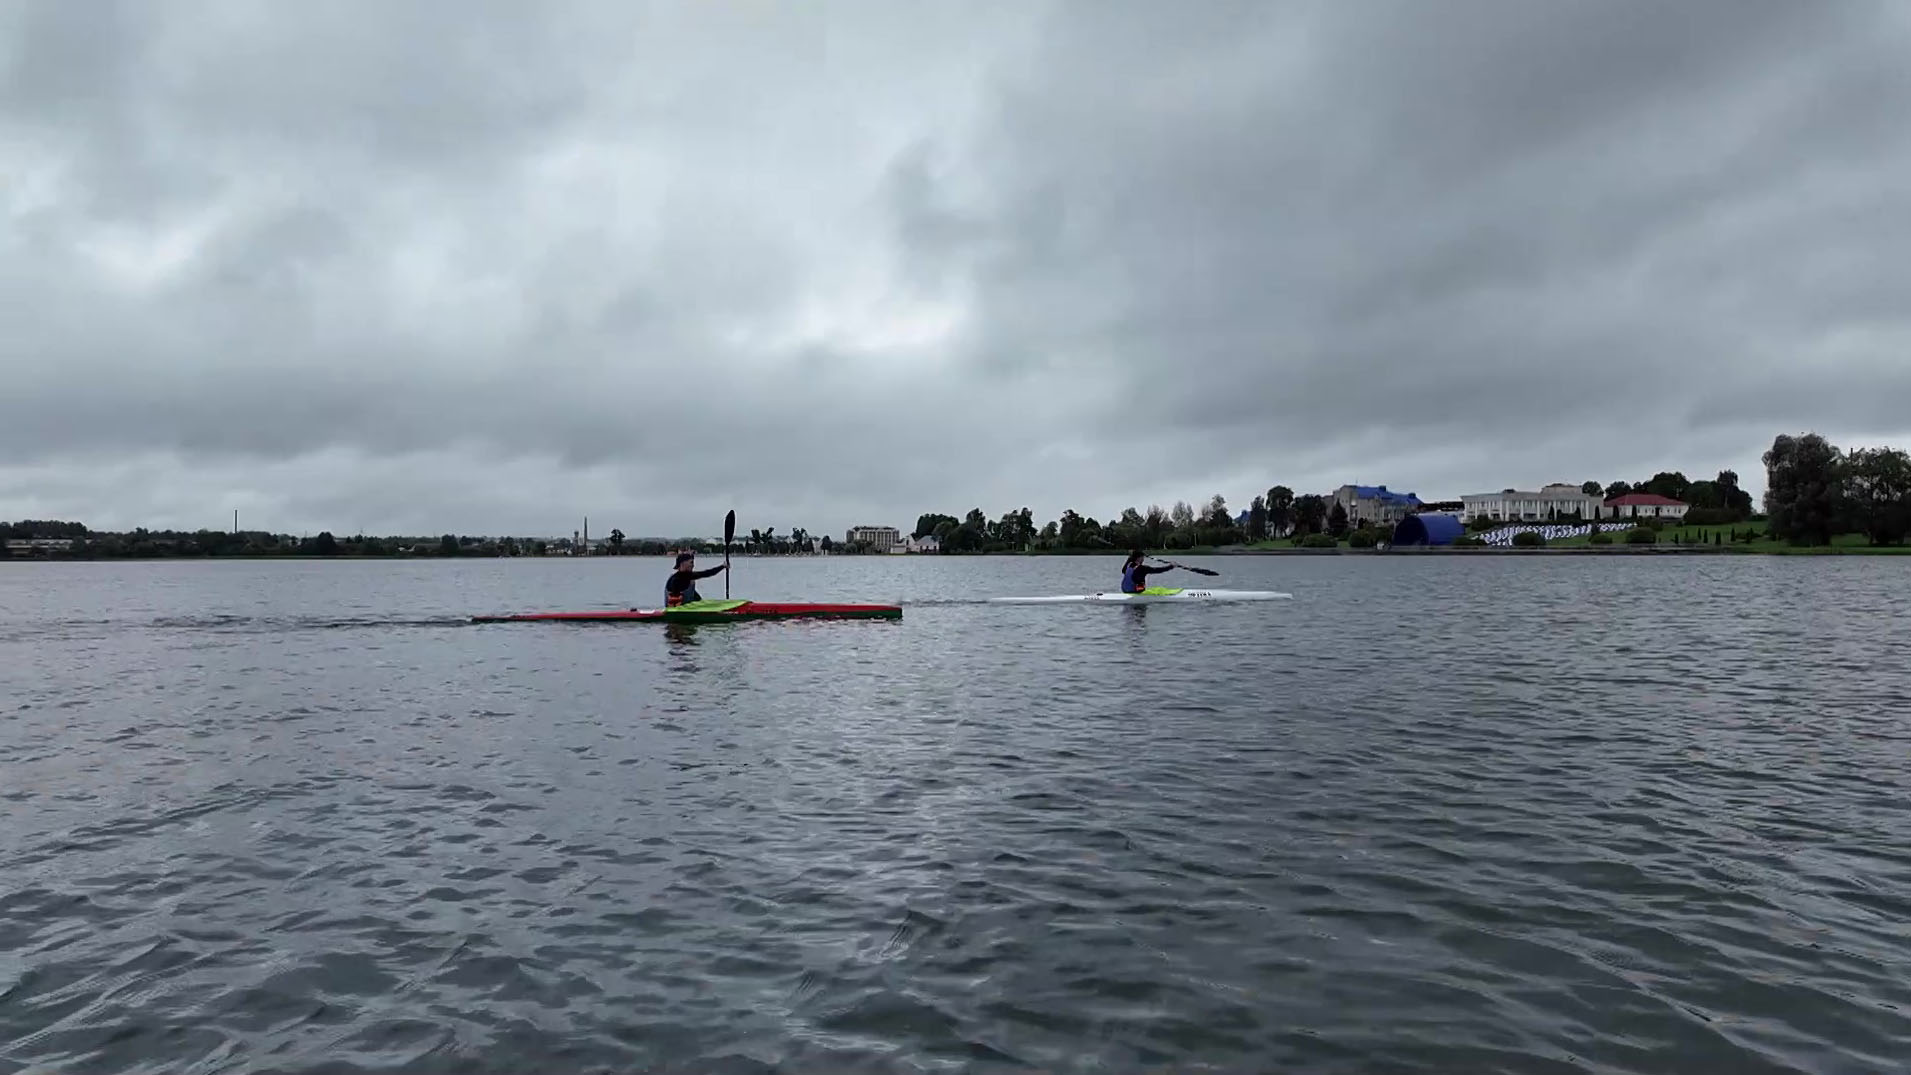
(1603, 493, 1688, 521)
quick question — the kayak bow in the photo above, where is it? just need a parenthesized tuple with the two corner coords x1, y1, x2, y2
(987, 587, 1290, 604)
(473, 599, 901, 624)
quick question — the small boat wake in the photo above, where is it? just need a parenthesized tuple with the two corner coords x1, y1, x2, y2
(146, 613, 471, 633)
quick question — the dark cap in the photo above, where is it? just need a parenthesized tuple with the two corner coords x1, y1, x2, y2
(675, 551, 695, 565)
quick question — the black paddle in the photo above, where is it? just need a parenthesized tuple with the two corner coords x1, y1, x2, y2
(723, 510, 735, 599)
(1149, 555, 1219, 577)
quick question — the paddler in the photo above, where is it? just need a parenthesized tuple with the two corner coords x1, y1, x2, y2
(664, 550, 727, 606)
(1120, 549, 1176, 593)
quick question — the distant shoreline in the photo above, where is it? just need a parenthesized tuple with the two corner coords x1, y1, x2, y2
(10, 544, 1907, 563)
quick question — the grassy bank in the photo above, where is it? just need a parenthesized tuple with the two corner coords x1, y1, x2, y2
(1547, 525, 1911, 554)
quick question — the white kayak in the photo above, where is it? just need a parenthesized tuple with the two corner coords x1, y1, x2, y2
(988, 587, 1291, 605)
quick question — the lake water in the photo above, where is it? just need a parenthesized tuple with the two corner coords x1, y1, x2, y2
(2, 555, 1908, 1073)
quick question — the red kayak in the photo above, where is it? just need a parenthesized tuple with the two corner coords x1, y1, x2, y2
(471, 599, 900, 624)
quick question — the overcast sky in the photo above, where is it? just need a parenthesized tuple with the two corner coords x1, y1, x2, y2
(4, 0, 1908, 538)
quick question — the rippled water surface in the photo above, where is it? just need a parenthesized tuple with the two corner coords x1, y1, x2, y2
(3, 555, 1909, 1073)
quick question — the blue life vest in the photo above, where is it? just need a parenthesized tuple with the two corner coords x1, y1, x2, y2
(1121, 563, 1142, 593)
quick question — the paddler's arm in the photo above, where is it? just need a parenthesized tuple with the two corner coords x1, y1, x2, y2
(693, 565, 726, 578)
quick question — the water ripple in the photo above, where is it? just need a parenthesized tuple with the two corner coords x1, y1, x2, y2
(1, 557, 1908, 1072)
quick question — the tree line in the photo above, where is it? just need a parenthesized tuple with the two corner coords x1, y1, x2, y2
(1763, 433, 1909, 546)
(12, 430, 1902, 559)
(1586, 470, 1755, 525)
(914, 490, 1335, 553)
(0, 525, 744, 559)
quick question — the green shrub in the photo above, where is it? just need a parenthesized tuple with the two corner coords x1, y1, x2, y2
(1455, 535, 1487, 547)
(1301, 533, 1338, 549)
(1626, 528, 1657, 545)
(1348, 529, 1381, 549)
(1684, 507, 1742, 527)
(1589, 532, 1613, 545)
(1511, 530, 1545, 548)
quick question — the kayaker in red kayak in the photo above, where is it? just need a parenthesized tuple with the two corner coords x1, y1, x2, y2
(1121, 549, 1176, 593)
(665, 551, 727, 606)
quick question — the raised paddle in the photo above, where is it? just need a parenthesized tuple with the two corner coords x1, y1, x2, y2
(1149, 556, 1219, 577)
(723, 510, 735, 599)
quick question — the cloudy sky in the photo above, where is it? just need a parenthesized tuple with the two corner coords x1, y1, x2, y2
(4, 0, 1908, 538)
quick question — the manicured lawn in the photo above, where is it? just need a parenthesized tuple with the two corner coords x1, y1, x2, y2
(1553, 524, 1909, 553)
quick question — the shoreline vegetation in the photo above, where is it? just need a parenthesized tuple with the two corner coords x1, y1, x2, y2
(7, 431, 1906, 561)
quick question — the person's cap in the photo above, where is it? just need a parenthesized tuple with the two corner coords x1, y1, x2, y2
(675, 551, 695, 565)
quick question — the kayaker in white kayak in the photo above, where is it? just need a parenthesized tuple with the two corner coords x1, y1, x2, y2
(1120, 549, 1176, 593)
(664, 551, 726, 607)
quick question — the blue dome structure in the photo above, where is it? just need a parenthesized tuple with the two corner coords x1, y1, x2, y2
(1391, 513, 1465, 546)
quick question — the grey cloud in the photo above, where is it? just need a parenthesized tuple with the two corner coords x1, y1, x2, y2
(3, 0, 1909, 536)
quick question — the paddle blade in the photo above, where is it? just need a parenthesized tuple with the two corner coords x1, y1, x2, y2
(723, 510, 734, 598)
(1183, 565, 1220, 576)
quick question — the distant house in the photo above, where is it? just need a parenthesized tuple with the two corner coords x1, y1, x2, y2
(846, 525, 902, 552)
(1333, 484, 1424, 527)
(5, 538, 73, 557)
(1603, 493, 1688, 521)
(1461, 483, 1603, 523)
(907, 533, 940, 554)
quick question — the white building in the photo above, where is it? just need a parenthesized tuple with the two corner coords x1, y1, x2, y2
(845, 525, 902, 552)
(907, 533, 941, 554)
(1461, 483, 1604, 523)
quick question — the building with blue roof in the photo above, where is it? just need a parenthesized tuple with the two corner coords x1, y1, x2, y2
(1332, 484, 1424, 527)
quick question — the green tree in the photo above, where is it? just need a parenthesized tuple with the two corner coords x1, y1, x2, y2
(819, 534, 834, 553)
(1143, 505, 1170, 546)
(1713, 470, 1752, 518)
(1169, 501, 1196, 536)
(1292, 495, 1328, 537)
(1264, 486, 1295, 536)
(1204, 494, 1231, 528)
(1580, 481, 1603, 496)
(944, 522, 983, 553)
(1058, 509, 1086, 548)
(1246, 496, 1269, 541)
(1327, 501, 1349, 538)
(913, 514, 957, 539)
(1763, 433, 1844, 546)
(1643, 472, 1690, 501)
(314, 531, 339, 555)
(994, 509, 1034, 551)
(1604, 481, 1632, 500)
(1845, 446, 1911, 546)
(609, 528, 624, 553)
